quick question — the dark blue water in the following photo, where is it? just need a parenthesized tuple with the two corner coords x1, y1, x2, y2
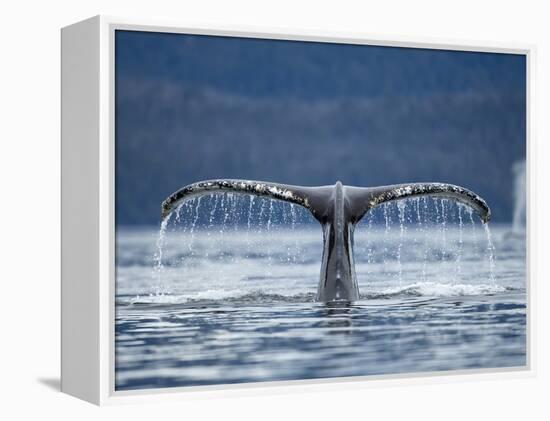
(116, 293, 525, 390)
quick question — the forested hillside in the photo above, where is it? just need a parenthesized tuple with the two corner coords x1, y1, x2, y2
(114, 31, 526, 225)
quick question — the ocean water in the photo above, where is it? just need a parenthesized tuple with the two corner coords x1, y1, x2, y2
(115, 197, 526, 391)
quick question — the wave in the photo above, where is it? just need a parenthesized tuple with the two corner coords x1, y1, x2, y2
(116, 282, 522, 308)
(361, 282, 514, 299)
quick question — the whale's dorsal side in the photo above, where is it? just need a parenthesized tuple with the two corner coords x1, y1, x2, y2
(161, 179, 491, 303)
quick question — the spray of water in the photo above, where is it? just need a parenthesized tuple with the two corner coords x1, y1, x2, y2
(247, 195, 255, 231)
(246, 195, 255, 256)
(366, 213, 374, 275)
(440, 199, 448, 252)
(383, 203, 391, 275)
(512, 160, 526, 234)
(266, 199, 274, 273)
(454, 204, 464, 283)
(290, 204, 298, 263)
(155, 194, 499, 297)
(396, 201, 406, 286)
(466, 206, 479, 249)
(421, 197, 429, 281)
(484, 224, 497, 285)
(152, 212, 173, 294)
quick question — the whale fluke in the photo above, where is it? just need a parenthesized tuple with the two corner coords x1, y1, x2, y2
(161, 179, 317, 220)
(346, 183, 491, 224)
(161, 179, 491, 302)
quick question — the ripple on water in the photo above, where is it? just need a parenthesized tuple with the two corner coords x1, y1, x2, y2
(115, 215, 526, 391)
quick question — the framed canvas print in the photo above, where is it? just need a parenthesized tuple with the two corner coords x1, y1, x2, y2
(61, 16, 532, 405)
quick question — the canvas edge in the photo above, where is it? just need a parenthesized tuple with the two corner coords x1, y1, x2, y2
(61, 15, 102, 405)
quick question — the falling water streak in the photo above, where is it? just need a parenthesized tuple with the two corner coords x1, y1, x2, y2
(423, 197, 430, 220)
(412, 198, 421, 250)
(282, 203, 288, 225)
(208, 195, 219, 226)
(467, 206, 478, 252)
(405, 199, 413, 224)
(186, 202, 195, 252)
(434, 197, 440, 226)
(267, 200, 274, 232)
(484, 224, 497, 285)
(215, 195, 228, 259)
(432, 200, 443, 279)
(383, 203, 391, 275)
(266, 200, 274, 272)
(247, 195, 255, 231)
(190, 198, 201, 231)
(221, 194, 230, 231)
(175, 202, 191, 236)
(206, 195, 220, 249)
(290, 204, 298, 263)
(454, 204, 464, 283)
(230, 196, 240, 264)
(174, 201, 183, 225)
(414, 198, 423, 279)
(422, 197, 429, 281)
(440, 200, 449, 282)
(366, 214, 374, 274)
(230, 194, 239, 233)
(396, 201, 406, 286)
(246, 195, 254, 256)
(441, 199, 448, 251)
(175, 203, 191, 265)
(284, 205, 295, 263)
(188, 197, 203, 256)
(258, 199, 267, 232)
(433, 199, 441, 262)
(282, 205, 291, 262)
(178, 203, 189, 231)
(153, 212, 173, 294)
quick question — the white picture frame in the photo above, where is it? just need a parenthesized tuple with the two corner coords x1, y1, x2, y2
(61, 15, 535, 405)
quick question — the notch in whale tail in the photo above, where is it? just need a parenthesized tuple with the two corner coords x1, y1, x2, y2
(161, 179, 491, 303)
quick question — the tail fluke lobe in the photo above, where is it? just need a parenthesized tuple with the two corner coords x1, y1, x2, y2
(346, 183, 491, 225)
(161, 179, 318, 220)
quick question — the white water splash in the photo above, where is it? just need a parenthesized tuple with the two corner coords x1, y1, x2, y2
(396, 200, 406, 286)
(421, 197, 429, 281)
(247, 195, 255, 231)
(383, 203, 391, 275)
(374, 281, 506, 299)
(290, 203, 298, 262)
(189, 197, 203, 254)
(467, 206, 478, 243)
(366, 213, 374, 275)
(153, 194, 503, 300)
(454, 204, 464, 282)
(441, 199, 448, 252)
(484, 223, 497, 285)
(152, 212, 173, 293)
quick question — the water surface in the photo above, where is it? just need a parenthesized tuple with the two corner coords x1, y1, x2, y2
(115, 198, 526, 390)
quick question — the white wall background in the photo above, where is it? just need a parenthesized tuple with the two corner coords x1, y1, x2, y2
(0, 0, 548, 419)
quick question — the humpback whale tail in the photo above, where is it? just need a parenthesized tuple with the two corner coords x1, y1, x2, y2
(161, 180, 490, 303)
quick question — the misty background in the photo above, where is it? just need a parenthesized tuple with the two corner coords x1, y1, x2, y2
(115, 30, 526, 226)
